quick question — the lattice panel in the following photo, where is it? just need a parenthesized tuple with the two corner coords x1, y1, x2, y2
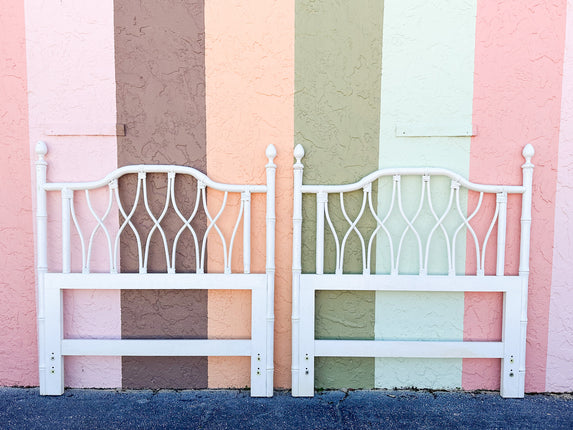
(316, 175, 508, 276)
(60, 171, 257, 275)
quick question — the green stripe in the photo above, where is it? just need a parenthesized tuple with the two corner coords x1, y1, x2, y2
(375, 0, 477, 389)
(295, 0, 384, 389)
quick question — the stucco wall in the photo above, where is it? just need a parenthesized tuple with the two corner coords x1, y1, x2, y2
(295, 0, 384, 388)
(0, 0, 36, 386)
(464, 0, 567, 392)
(114, 0, 208, 390)
(1, 0, 573, 393)
(375, 0, 476, 390)
(546, 0, 573, 392)
(25, 0, 121, 388)
(205, 0, 294, 388)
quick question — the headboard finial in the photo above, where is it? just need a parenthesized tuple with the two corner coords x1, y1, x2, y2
(522, 144, 534, 168)
(35, 141, 48, 160)
(522, 144, 534, 161)
(266, 144, 277, 164)
(294, 144, 305, 164)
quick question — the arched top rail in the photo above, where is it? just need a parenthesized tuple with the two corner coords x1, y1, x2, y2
(301, 168, 525, 195)
(295, 143, 533, 195)
(36, 141, 276, 194)
(42, 165, 267, 193)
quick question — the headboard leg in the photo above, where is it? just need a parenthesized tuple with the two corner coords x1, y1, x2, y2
(500, 287, 523, 398)
(297, 284, 315, 396)
(250, 286, 268, 397)
(42, 284, 64, 395)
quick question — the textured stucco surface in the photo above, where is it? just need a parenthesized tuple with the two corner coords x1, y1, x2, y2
(466, 0, 567, 392)
(114, 0, 208, 389)
(205, 0, 294, 388)
(2, 0, 573, 395)
(25, 0, 121, 388)
(314, 292, 375, 389)
(546, 0, 573, 392)
(121, 291, 208, 389)
(0, 0, 37, 386)
(375, 0, 476, 389)
(295, 0, 384, 388)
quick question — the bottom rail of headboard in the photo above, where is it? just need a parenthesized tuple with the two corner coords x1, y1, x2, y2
(40, 273, 273, 397)
(292, 274, 527, 398)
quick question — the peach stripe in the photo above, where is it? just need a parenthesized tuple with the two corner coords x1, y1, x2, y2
(464, 0, 566, 391)
(205, 1, 294, 388)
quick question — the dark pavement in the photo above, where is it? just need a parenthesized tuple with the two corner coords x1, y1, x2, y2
(1, 387, 572, 429)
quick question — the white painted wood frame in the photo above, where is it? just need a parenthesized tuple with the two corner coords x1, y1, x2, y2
(291, 144, 534, 398)
(35, 142, 277, 397)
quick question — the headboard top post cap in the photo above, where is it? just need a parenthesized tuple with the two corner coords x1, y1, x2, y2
(35, 141, 48, 158)
(294, 144, 305, 163)
(522, 144, 534, 161)
(266, 144, 277, 162)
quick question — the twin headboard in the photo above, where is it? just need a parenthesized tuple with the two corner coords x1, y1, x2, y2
(35, 141, 277, 397)
(291, 144, 534, 398)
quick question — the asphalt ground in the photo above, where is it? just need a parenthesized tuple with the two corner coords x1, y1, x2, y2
(1, 387, 572, 429)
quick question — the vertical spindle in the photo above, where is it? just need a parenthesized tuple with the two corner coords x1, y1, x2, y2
(316, 192, 327, 275)
(242, 191, 251, 274)
(496, 192, 507, 276)
(61, 188, 72, 273)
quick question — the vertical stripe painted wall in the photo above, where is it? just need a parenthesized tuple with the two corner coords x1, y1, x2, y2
(375, 0, 477, 389)
(205, 0, 294, 388)
(25, 0, 121, 388)
(115, 0, 208, 389)
(465, 0, 567, 391)
(546, 0, 573, 392)
(2, 0, 573, 393)
(295, 0, 384, 388)
(0, 0, 36, 386)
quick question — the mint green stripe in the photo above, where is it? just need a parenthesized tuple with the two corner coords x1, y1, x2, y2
(375, 0, 477, 389)
(295, 0, 384, 389)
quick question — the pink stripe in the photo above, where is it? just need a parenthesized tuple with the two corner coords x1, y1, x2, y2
(463, 0, 567, 391)
(546, 0, 573, 392)
(0, 0, 37, 386)
(25, 0, 121, 388)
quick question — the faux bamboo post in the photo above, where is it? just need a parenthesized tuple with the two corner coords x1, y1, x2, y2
(265, 144, 277, 397)
(291, 144, 304, 396)
(35, 141, 48, 394)
(518, 143, 534, 395)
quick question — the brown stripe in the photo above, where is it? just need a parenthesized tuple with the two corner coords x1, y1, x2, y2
(121, 290, 208, 389)
(115, 0, 207, 389)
